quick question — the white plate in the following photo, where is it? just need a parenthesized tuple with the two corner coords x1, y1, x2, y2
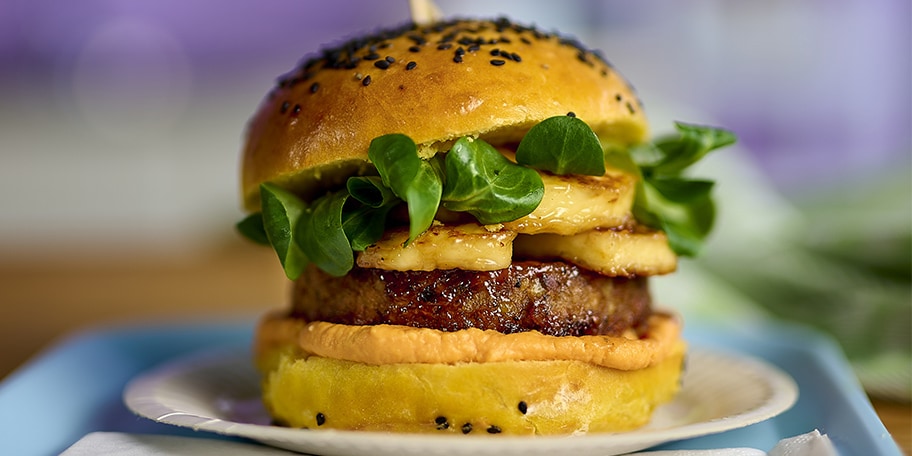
(124, 348, 797, 456)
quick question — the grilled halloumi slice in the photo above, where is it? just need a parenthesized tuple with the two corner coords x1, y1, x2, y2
(513, 227, 677, 277)
(357, 166, 669, 275)
(502, 170, 636, 235)
(358, 223, 517, 271)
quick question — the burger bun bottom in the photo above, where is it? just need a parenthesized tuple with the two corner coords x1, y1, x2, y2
(257, 339, 685, 434)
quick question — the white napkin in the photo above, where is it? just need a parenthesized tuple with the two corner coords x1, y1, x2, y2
(767, 430, 839, 456)
(60, 430, 838, 456)
(627, 430, 836, 456)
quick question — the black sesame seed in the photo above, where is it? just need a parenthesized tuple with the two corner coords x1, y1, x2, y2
(385, 56, 395, 63)
(362, 75, 372, 86)
(455, 46, 465, 56)
(461, 423, 473, 434)
(316, 413, 326, 426)
(280, 101, 290, 113)
(615, 94, 623, 102)
(518, 401, 528, 414)
(490, 49, 500, 56)
(374, 60, 390, 70)
(309, 82, 320, 93)
(626, 101, 636, 115)
(576, 50, 595, 66)
(292, 104, 301, 114)
(406, 61, 417, 70)
(487, 425, 502, 434)
(453, 55, 463, 63)
(304, 58, 320, 70)
(435, 416, 449, 430)
(271, 19, 614, 96)
(566, 112, 576, 118)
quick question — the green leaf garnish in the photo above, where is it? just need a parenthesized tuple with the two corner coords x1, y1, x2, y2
(648, 122, 736, 176)
(235, 212, 269, 245)
(368, 134, 443, 243)
(342, 205, 394, 252)
(628, 123, 734, 256)
(603, 144, 641, 176)
(259, 183, 309, 279)
(294, 190, 353, 277)
(344, 176, 400, 251)
(515, 116, 606, 176)
(347, 176, 399, 208)
(634, 178, 716, 257)
(648, 177, 715, 204)
(239, 120, 736, 277)
(441, 137, 544, 224)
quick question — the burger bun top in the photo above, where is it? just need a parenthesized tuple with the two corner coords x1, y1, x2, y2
(240, 18, 649, 211)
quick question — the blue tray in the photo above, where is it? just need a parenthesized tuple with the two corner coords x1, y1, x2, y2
(0, 317, 901, 455)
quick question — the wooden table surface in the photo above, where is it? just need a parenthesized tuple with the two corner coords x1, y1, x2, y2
(1, 240, 908, 454)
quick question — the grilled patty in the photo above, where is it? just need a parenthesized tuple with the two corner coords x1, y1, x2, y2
(291, 261, 652, 336)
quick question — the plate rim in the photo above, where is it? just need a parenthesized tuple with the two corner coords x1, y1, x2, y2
(123, 346, 798, 454)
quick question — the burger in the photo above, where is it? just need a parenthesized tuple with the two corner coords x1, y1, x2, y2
(237, 17, 734, 435)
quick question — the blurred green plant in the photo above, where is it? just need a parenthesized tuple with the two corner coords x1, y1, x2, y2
(700, 165, 911, 401)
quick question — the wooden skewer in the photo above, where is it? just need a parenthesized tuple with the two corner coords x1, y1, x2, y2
(409, 0, 443, 25)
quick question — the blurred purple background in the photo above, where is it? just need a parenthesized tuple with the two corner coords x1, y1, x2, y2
(0, 0, 909, 256)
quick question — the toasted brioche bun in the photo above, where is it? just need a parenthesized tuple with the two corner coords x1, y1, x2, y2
(255, 313, 684, 434)
(240, 18, 649, 211)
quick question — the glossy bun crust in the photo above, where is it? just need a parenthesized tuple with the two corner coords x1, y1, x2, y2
(240, 18, 649, 210)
